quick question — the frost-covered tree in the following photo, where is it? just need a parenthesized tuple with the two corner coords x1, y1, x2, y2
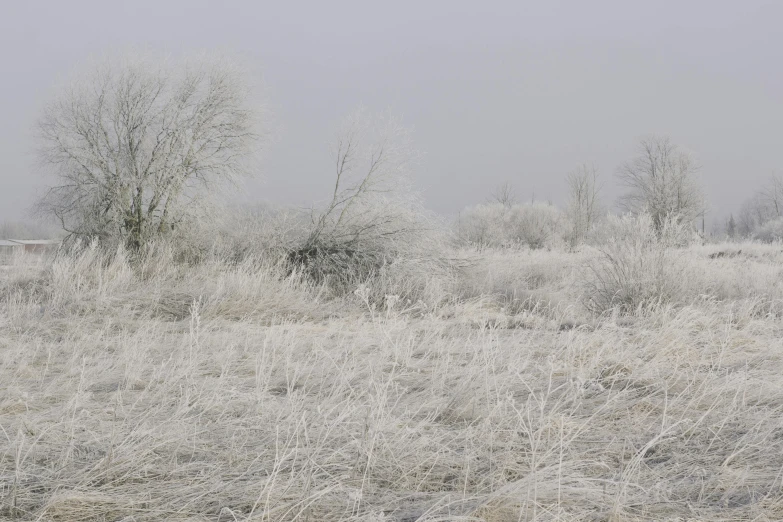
(288, 109, 430, 286)
(736, 175, 783, 237)
(725, 214, 737, 239)
(617, 136, 705, 232)
(565, 163, 602, 247)
(490, 181, 517, 208)
(37, 53, 262, 249)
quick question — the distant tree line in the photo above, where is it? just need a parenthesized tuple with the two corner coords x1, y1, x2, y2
(34, 50, 782, 259)
(460, 135, 707, 250)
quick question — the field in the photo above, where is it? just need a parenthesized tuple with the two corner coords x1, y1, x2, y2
(3, 241, 783, 521)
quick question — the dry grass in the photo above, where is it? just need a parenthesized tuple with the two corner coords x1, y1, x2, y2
(3, 241, 783, 520)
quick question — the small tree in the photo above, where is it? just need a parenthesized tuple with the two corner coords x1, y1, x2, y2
(725, 214, 737, 239)
(37, 53, 262, 250)
(736, 175, 783, 237)
(738, 194, 768, 237)
(489, 181, 517, 208)
(617, 136, 705, 232)
(759, 175, 783, 218)
(565, 163, 602, 247)
(288, 109, 424, 287)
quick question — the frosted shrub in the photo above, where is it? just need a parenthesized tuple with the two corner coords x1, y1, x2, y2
(505, 202, 567, 249)
(170, 204, 311, 264)
(279, 110, 456, 306)
(291, 196, 453, 305)
(754, 217, 783, 243)
(457, 202, 567, 249)
(456, 203, 506, 248)
(584, 213, 696, 314)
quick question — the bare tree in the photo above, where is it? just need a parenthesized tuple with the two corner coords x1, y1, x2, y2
(759, 174, 783, 218)
(36, 53, 262, 250)
(489, 181, 517, 208)
(738, 194, 767, 237)
(289, 109, 422, 284)
(565, 163, 602, 246)
(736, 175, 783, 237)
(617, 136, 705, 232)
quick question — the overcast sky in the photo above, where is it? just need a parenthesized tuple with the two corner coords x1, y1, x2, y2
(2, 1, 782, 223)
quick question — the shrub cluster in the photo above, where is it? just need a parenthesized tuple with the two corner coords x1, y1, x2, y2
(582, 213, 698, 314)
(456, 202, 567, 250)
(753, 217, 783, 243)
(286, 197, 455, 306)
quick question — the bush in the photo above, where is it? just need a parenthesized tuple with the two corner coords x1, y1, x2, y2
(288, 196, 454, 305)
(281, 109, 456, 307)
(172, 204, 311, 265)
(753, 217, 783, 243)
(457, 202, 567, 250)
(583, 213, 696, 314)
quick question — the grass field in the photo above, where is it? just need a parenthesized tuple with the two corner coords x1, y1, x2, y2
(3, 241, 783, 521)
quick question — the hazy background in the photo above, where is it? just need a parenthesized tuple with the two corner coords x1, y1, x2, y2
(2, 0, 782, 223)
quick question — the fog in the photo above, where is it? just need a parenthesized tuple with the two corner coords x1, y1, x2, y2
(6, 4, 783, 518)
(2, 0, 782, 221)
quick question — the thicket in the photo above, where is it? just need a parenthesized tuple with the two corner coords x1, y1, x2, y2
(583, 213, 699, 314)
(753, 217, 783, 243)
(456, 201, 568, 250)
(280, 110, 454, 304)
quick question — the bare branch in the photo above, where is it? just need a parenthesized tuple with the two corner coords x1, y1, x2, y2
(489, 181, 517, 208)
